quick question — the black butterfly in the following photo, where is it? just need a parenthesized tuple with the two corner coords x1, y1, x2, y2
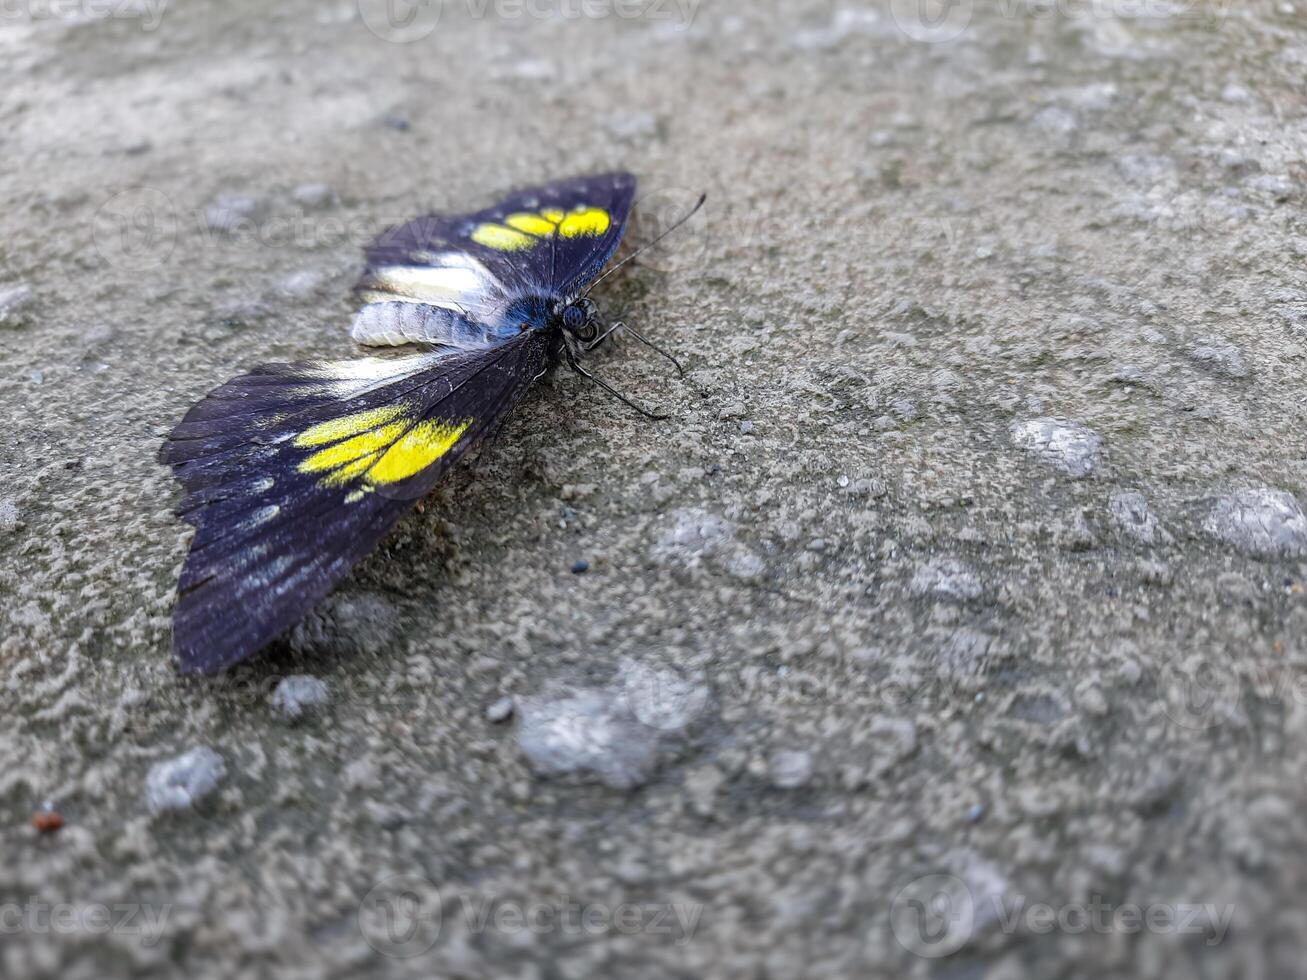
(161, 172, 696, 674)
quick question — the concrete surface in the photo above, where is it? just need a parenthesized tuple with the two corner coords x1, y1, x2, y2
(1, 0, 1306, 977)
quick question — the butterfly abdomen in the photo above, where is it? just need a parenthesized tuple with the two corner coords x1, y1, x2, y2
(351, 300, 513, 349)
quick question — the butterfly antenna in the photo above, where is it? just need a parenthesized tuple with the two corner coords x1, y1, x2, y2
(582, 192, 707, 297)
(622, 322, 684, 377)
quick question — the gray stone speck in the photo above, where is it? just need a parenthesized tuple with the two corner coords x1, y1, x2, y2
(1186, 339, 1249, 379)
(485, 697, 514, 723)
(1205, 488, 1307, 558)
(517, 686, 660, 790)
(0, 284, 34, 327)
(204, 194, 261, 233)
(145, 747, 225, 815)
(651, 508, 735, 568)
(768, 750, 813, 789)
(291, 182, 333, 208)
(274, 269, 327, 300)
(620, 659, 709, 732)
(1109, 490, 1159, 543)
(604, 112, 657, 141)
(910, 558, 982, 600)
(1010, 417, 1102, 478)
(270, 675, 330, 720)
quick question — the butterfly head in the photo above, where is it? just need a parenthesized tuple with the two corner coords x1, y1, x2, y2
(558, 296, 601, 343)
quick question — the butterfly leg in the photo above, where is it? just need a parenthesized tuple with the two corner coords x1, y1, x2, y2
(565, 349, 668, 420)
(583, 320, 685, 378)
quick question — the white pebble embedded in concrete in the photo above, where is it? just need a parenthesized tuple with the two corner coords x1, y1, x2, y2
(518, 688, 660, 790)
(1205, 488, 1307, 558)
(910, 558, 982, 600)
(1010, 417, 1102, 478)
(145, 747, 226, 815)
(485, 696, 514, 723)
(271, 675, 330, 720)
(0, 284, 34, 327)
(1109, 490, 1159, 544)
(768, 750, 813, 789)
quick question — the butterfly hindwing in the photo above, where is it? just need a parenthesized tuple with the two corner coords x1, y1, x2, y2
(352, 172, 636, 347)
(161, 330, 551, 674)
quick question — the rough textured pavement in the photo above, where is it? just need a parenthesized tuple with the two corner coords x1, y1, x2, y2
(2, 1, 1306, 977)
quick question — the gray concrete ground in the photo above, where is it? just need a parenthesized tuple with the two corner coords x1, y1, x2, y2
(1, 0, 1306, 976)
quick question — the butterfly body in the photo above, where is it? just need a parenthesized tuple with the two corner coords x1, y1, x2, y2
(161, 172, 641, 674)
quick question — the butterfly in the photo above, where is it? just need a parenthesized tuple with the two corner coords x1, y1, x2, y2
(160, 172, 697, 675)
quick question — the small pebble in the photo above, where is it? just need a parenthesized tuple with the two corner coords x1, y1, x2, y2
(910, 558, 982, 601)
(571, 559, 589, 574)
(768, 750, 814, 789)
(965, 803, 986, 823)
(145, 747, 226, 815)
(1205, 488, 1307, 558)
(1010, 417, 1102, 478)
(0, 284, 34, 327)
(271, 675, 330, 720)
(1110, 490, 1159, 544)
(291, 182, 334, 208)
(486, 696, 514, 723)
(204, 194, 261, 233)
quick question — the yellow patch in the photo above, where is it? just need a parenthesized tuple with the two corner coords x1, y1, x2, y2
(470, 224, 534, 251)
(558, 207, 611, 238)
(294, 405, 405, 448)
(297, 423, 406, 479)
(470, 206, 611, 251)
(504, 212, 558, 236)
(368, 419, 473, 484)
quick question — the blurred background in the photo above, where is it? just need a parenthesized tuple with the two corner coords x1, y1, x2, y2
(1, 1, 1305, 977)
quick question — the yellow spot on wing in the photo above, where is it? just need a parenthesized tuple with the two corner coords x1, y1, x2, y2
(541, 208, 565, 223)
(298, 423, 406, 479)
(504, 212, 557, 236)
(368, 418, 473, 484)
(470, 223, 534, 251)
(294, 405, 405, 447)
(559, 207, 610, 238)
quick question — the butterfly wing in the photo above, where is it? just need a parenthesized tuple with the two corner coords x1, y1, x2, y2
(352, 172, 636, 347)
(160, 330, 550, 674)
